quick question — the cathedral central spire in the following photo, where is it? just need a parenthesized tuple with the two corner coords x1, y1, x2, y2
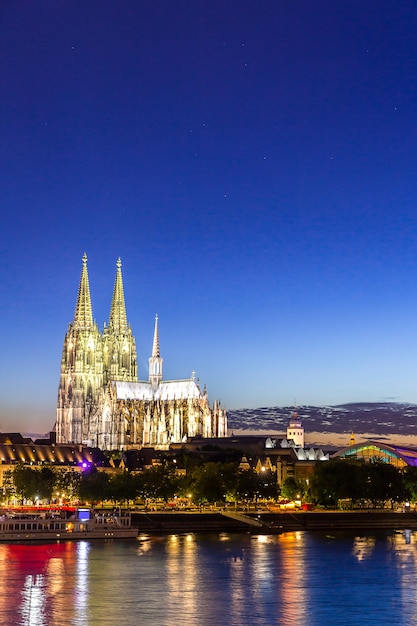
(73, 253, 93, 330)
(152, 314, 160, 357)
(149, 314, 163, 389)
(109, 258, 128, 333)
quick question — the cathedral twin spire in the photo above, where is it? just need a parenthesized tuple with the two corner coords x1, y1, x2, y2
(109, 257, 128, 334)
(72, 254, 137, 381)
(73, 253, 94, 330)
(73, 254, 164, 383)
(74, 254, 129, 334)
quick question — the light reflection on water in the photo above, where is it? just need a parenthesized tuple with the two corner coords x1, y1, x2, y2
(2, 531, 417, 625)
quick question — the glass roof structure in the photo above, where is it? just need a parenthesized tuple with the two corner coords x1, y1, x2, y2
(334, 441, 417, 468)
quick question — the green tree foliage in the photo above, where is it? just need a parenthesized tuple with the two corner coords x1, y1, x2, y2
(402, 466, 417, 501)
(281, 477, 304, 501)
(2, 470, 15, 504)
(310, 460, 361, 506)
(78, 467, 110, 505)
(360, 462, 407, 508)
(191, 462, 238, 504)
(13, 466, 37, 504)
(37, 467, 56, 501)
(173, 472, 194, 500)
(310, 459, 407, 508)
(142, 465, 180, 502)
(234, 468, 280, 503)
(107, 471, 138, 505)
(235, 469, 260, 502)
(54, 470, 81, 502)
(12, 466, 56, 504)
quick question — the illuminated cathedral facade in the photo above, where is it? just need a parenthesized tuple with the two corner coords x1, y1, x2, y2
(56, 254, 227, 450)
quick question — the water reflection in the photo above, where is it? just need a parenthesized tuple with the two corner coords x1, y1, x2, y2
(75, 541, 90, 624)
(2, 532, 417, 625)
(388, 529, 417, 625)
(352, 535, 376, 561)
(165, 535, 198, 619)
(228, 535, 247, 623)
(21, 573, 46, 626)
(276, 532, 308, 625)
(0, 542, 78, 625)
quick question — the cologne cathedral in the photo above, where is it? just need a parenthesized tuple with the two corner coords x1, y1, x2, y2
(56, 254, 227, 450)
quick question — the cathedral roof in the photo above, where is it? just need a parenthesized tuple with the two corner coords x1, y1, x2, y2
(114, 379, 201, 401)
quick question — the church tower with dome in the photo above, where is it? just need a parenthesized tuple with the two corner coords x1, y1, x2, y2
(286, 406, 305, 448)
(56, 255, 227, 450)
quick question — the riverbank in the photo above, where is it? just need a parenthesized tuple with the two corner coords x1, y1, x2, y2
(131, 510, 417, 534)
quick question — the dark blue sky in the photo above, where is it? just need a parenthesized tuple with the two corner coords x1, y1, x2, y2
(1, 1, 417, 433)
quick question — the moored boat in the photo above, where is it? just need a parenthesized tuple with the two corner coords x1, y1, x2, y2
(0, 507, 138, 542)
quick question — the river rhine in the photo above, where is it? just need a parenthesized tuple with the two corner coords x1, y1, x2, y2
(2, 530, 417, 625)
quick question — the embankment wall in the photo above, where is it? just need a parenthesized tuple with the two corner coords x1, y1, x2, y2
(131, 510, 417, 534)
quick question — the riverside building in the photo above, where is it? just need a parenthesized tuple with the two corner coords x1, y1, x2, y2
(56, 254, 227, 450)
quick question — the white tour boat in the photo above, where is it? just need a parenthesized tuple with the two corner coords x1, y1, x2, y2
(0, 508, 138, 541)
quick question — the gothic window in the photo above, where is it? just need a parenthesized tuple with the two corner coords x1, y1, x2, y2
(122, 349, 129, 370)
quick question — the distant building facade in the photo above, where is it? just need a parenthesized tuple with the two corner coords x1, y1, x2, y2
(0, 432, 110, 500)
(56, 255, 227, 450)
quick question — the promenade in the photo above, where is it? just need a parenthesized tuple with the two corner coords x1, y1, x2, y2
(131, 510, 417, 534)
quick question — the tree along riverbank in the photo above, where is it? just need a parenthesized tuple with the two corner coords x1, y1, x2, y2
(131, 510, 417, 534)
